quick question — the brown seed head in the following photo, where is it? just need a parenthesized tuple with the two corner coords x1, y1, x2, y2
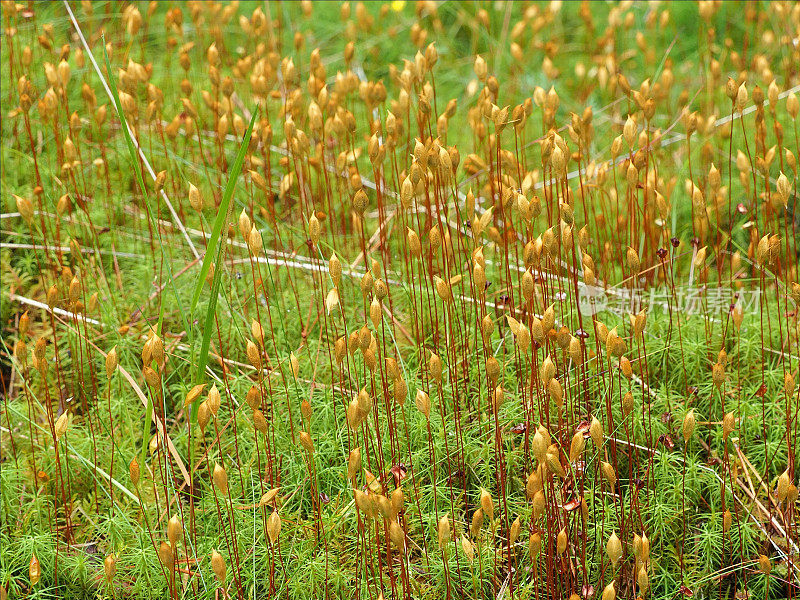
(470, 508, 484, 537)
(479, 488, 494, 521)
(104, 554, 116, 583)
(437, 515, 451, 549)
(129, 457, 140, 486)
(212, 463, 229, 496)
(158, 542, 174, 570)
(267, 510, 281, 544)
(166, 512, 183, 548)
(29, 553, 41, 586)
(682, 409, 696, 442)
(211, 549, 226, 582)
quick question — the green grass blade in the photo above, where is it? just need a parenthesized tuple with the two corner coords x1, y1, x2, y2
(192, 109, 258, 399)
